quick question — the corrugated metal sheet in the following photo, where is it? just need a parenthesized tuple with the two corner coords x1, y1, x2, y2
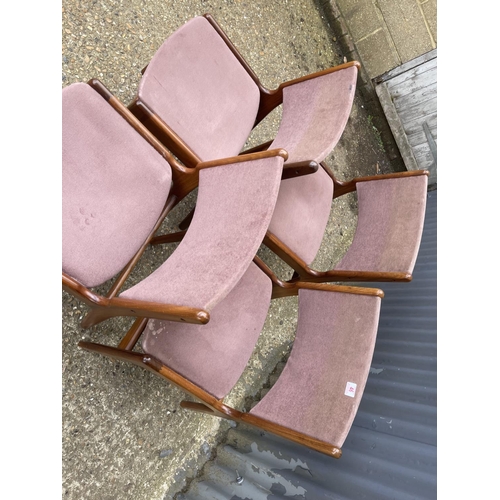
(179, 188, 437, 500)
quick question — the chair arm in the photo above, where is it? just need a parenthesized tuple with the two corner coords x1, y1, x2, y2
(271, 278, 384, 299)
(62, 273, 105, 307)
(331, 169, 429, 198)
(280, 60, 361, 91)
(196, 148, 288, 170)
(86, 79, 179, 167)
(240, 142, 318, 179)
(198, 148, 316, 180)
(105, 296, 210, 324)
(62, 273, 210, 325)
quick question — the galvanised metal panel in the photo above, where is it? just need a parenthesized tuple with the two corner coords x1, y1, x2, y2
(179, 189, 437, 500)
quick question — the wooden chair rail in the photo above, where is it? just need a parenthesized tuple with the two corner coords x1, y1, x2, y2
(128, 98, 201, 171)
(79, 340, 344, 458)
(255, 60, 362, 126)
(65, 281, 210, 327)
(181, 399, 343, 458)
(103, 296, 210, 324)
(327, 166, 430, 199)
(196, 148, 288, 169)
(263, 232, 413, 285)
(102, 194, 178, 300)
(238, 413, 343, 459)
(118, 317, 149, 351)
(79, 341, 222, 409)
(274, 280, 385, 299)
(88, 79, 178, 167)
(63, 273, 105, 307)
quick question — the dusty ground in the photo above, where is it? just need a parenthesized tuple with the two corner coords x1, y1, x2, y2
(61, 1, 400, 499)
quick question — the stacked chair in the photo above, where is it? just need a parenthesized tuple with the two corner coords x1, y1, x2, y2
(62, 14, 429, 458)
(130, 14, 429, 284)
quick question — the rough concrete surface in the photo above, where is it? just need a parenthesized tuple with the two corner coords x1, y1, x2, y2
(61, 1, 400, 499)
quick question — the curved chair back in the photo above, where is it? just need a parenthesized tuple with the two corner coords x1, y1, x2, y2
(138, 16, 260, 162)
(62, 82, 172, 288)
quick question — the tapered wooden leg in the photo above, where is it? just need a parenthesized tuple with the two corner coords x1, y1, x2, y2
(150, 230, 187, 246)
(180, 401, 215, 414)
(80, 306, 114, 329)
(118, 317, 148, 350)
(178, 208, 195, 230)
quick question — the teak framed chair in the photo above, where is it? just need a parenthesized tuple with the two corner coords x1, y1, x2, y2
(63, 80, 287, 329)
(80, 256, 383, 458)
(127, 14, 429, 284)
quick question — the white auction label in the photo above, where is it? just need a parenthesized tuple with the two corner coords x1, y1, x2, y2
(345, 381, 357, 397)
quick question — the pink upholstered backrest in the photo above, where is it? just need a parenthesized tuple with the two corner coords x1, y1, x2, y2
(138, 16, 260, 161)
(62, 83, 172, 287)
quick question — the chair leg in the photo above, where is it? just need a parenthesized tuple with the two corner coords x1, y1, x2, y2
(80, 306, 116, 329)
(79, 195, 179, 328)
(78, 340, 159, 370)
(180, 401, 216, 414)
(150, 230, 187, 245)
(178, 207, 195, 230)
(118, 317, 149, 350)
(79, 340, 231, 415)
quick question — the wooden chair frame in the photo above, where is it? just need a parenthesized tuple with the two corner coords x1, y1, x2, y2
(63, 79, 288, 329)
(127, 13, 355, 178)
(79, 255, 383, 459)
(127, 13, 428, 284)
(264, 167, 430, 283)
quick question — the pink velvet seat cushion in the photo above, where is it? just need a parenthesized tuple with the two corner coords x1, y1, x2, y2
(138, 16, 260, 161)
(62, 83, 172, 288)
(250, 288, 381, 448)
(335, 175, 428, 275)
(267, 66, 358, 264)
(120, 156, 283, 312)
(142, 262, 272, 399)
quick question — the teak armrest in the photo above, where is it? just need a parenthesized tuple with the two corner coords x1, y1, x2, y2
(62, 273, 210, 325)
(169, 148, 287, 199)
(239, 141, 319, 180)
(271, 279, 384, 300)
(279, 61, 361, 91)
(330, 168, 430, 198)
(87, 78, 178, 167)
(196, 148, 288, 170)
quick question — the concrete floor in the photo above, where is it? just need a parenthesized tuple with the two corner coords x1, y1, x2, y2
(61, 1, 402, 499)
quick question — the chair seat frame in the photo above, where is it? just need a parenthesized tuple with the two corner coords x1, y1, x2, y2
(79, 256, 384, 458)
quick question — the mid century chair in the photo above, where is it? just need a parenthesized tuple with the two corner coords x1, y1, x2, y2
(266, 169, 429, 283)
(128, 14, 429, 284)
(63, 80, 286, 328)
(80, 257, 383, 458)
